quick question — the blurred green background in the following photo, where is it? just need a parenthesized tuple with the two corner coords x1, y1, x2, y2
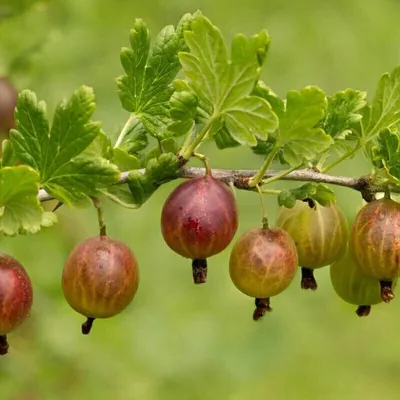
(1, 0, 400, 399)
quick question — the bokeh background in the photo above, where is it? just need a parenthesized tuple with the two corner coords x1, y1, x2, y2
(0, 0, 400, 399)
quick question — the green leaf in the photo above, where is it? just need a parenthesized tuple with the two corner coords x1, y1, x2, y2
(116, 13, 193, 139)
(0, 166, 44, 235)
(9, 89, 49, 171)
(214, 127, 240, 149)
(367, 66, 400, 137)
(10, 87, 101, 179)
(113, 148, 141, 171)
(223, 96, 277, 146)
(82, 130, 113, 160)
(41, 211, 58, 228)
(168, 90, 198, 136)
(160, 137, 180, 153)
(146, 152, 180, 183)
(278, 86, 333, 166)
(251, 137, 277, 156)
(179, 12, 278, 147)
(104, 185, 141, 209)
(371, 130, 400, 181)
(118, 120, 149, 154)
(127, 170, 157, 206)
(9, 87, 120, 206)
(44, 157, 120, 207)
(126, 152, 179, 207)
(1, 139, 16, 167)
(278, 183, 336, 208)
(252, 81, 284, 118)
(321, 89, 367, 139)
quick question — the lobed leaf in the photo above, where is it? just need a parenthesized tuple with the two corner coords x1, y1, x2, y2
(0, 166, 44, 235)
(278, 86, 333, 166)
(278, 183, 336, 208)
(116, 14, 193, 140)
(367, 66, 400, 137)
(10, 87, 120, 207)
(179, 12, 278, 147)
(371, 130, 400, 182)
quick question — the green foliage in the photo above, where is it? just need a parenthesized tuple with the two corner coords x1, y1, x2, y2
(9, 87, 120, 207)
(275, 86, 332, 166)
(178, 12, 278, 147)
(371, 130, 400, 183)
(5, 2, 400, 400)
(2, 9, 400, 238)
(107, 152, 180, 208)
(116, 14, 193, 139)
(0, 165, 56, 235)
(278, 183, 336, 208)
(367, 65, 400, 137)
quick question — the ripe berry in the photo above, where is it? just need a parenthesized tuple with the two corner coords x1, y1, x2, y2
(350, 197, 400, 303)
(276, 200, 348, 290)
(229, 226, 298, 320)
(0, 77, 17, 133)
(0, 254, 33, 355)
(330, 251, 393, 316)
(161, 175, 238, 284)
(62, 235, 139, 334)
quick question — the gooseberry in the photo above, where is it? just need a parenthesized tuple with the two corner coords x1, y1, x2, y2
(0, 254, 33, 355)
(330, 251, 394, 316)
(229, 226, 298, 320)
(350, 197, 400, 302)
(276, 200, 348, 290)
(161, 174, 238, 284)
(62, 235, 139, 334)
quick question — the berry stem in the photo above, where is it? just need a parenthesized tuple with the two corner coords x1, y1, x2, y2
(82, 317, 95, 335)
(301, 267, 318, 290)
(260, 189, 281, 195)
(356, 305, 371, 317)
(253, 298, 272, 321)
(192, 259, 207, 284)
(379, 280, 395, 303)
(193, 153, 211, 175)
(248, 142, 280, 187)
(92, 197, 107, 237)
(255, 184, 269, 229)
(322, 140, 364, 173)
(179, 116, 218, 161)
(260, 164, 299, 186)
(0, 335, 9, 355)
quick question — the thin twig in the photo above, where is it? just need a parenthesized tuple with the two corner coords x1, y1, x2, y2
(37, 167, 398, 203)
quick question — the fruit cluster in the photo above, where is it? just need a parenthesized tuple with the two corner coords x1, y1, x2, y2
(1, 171, 400, 355)
(161, 174, 400, 321)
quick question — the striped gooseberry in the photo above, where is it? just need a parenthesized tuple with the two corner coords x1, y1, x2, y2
(350, 197, 400, 302)
(330, 251, 395, 316)
(276, 200, 348, 290)
(62, 235, 139, 334)
(0, 254, 33, 355)
(229, 225, 298, 320)
(161, 174, 238, 284)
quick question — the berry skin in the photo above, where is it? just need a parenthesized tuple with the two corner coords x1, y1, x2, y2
(350, 197, 400, 303)
(0, 77, 17, 133)
(161, 175, 238, 284)
(330, 251, 394, 317)
(229, 227, 298, 320)
(62, 236, 139, 334)
(0, 254, 33, 355)
(275, 200, 348, 290)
